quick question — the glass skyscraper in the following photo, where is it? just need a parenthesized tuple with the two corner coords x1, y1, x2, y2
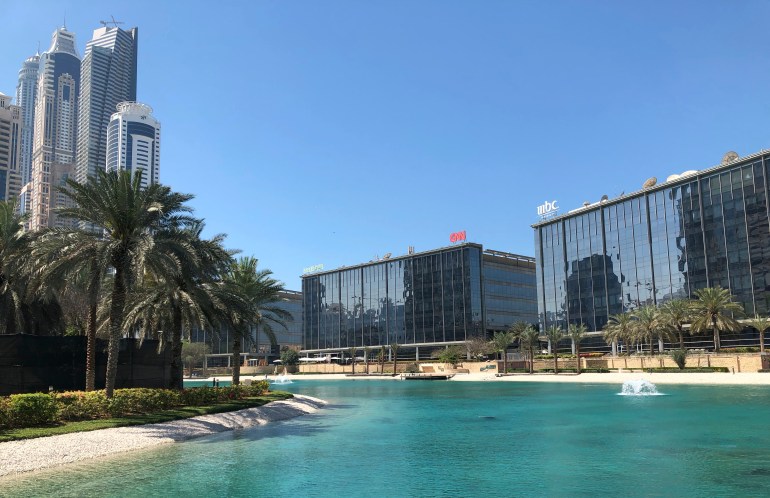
(534, 150, 770, 332)
(302, 243, 536, 355)
(15, 51, 39, 188)
(75, 26, 138, 185)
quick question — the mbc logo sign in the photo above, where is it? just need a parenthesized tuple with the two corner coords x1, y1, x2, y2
(537, 200, 559, 217)
(450, 230, 466, 243)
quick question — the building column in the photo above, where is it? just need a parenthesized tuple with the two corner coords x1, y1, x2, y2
(658, 339, 664, 353)
(571, 339, 576, 354)
(415, 346, 420, 361)
(547, 341, 552, 354)
(612, 340, 618, 357)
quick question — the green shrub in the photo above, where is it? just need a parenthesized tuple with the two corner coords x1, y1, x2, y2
(0, 397, 11, 429)
(404, 363, 420, 373)
(108, 388, 180, 416)
(56, 391, 109, 421)
(671, 349, 687, 370)
(6, 393, 58, 427)
(246, 380, 270, 396)
(179, 387, 220, 406)
(722, 347, 760, 353)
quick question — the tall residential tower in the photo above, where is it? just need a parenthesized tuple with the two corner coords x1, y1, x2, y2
(29, 27, 80, 230)
(15, 51, 40, 187)
(0, 93, 23, 203)
(75, 26, 138, 185)
(106, 102, 160, 187)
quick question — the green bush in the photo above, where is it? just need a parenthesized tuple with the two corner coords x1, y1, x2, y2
(108, 388, 180, 416)
(246, 380, 270, 396)
(56, 391, 109, 420)
(0, 397, 11, 429)
(671, 349, 687, 370)
(404, 363, 420, 373)
(6, 393, 58, 427)
(722, 347, 760, 353)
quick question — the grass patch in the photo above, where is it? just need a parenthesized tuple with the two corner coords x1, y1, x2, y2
(0, 391, 293, 443)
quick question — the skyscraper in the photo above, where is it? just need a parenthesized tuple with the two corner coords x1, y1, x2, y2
(15, 51, 39, 188)
(29, 27, 80, 230)
(75, 25, 138, 185)
(106, 102, 160, 187)
(0, 93, 23, 203)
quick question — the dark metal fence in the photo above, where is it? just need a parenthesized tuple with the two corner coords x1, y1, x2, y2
(0, 334, 171, 395)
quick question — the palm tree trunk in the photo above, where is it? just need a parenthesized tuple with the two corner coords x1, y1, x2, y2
(105, 262, 128, 398)
(712, 316, 720, 352)
(529, 347, 534, 374)
(85, 300, 97, 391)
(761, 328, 766, 353)
(502, 349, 507, 374)
(169, 308, 183, 390)
(576, 345, 581, 374)
(553, 352, 558, 374)
(232, 335, 241, 385)
(678, 327, 684, 350)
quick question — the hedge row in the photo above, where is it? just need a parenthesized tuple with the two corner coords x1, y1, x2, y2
(0, 381, 270, 430)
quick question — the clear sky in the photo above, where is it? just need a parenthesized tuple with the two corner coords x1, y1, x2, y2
(2, 1, 770, 290)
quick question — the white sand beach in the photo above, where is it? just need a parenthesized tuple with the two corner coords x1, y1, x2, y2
(0, 394, 325, 478)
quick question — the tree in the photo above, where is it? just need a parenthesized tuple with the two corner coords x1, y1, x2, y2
(632, 305, 660, 355)
(32, 229, 110, 390)
(280, 347, 300, 366)
(58, 170, 198, 398)
(568, 323, 588, 374)
(490, 330, 515, 374)
(221, 257, 289, 385)
(603, 312, 635, 355)
(659, 299, 692, 350)
(378, 345, 387, 374)
(517, 326, 541, 374)
(465, 335, 492, 360)
(544, 325, 565, 374)
(746, 315, 770, 353)
(0, 201, 31, 335)
(122, 223, 235, 389)
(390, 342, 400, 375)
(690, 287, 744, 353)
(435, 345, 464, 367)
(182, 341, 210, 377)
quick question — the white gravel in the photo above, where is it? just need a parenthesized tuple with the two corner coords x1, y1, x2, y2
(0, 394, 326, 477)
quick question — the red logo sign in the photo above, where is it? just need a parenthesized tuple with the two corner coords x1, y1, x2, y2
(449, 231, 466, 243)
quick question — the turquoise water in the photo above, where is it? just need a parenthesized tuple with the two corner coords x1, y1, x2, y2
(3, 380, 770, 497)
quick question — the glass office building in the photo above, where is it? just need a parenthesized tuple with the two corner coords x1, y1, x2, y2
(534, 150, 770, 333)
(302, 243, 537, 354)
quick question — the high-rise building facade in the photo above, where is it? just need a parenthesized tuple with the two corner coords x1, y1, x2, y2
(0, 93, 23, 203)
(29, 27, 80, 230)
(533, 150, 770, 333)
(302, 243, 537, 357)
(106, 102, 160, 187)
(75, 26, 138, 185)
(15, 52, 39, 187)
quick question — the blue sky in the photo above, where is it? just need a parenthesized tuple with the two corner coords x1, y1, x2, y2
(2, 1, 770, 290)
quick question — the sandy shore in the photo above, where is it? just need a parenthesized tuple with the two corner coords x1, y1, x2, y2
(251, 372, 770, 386)
(0, 394, 325, 478)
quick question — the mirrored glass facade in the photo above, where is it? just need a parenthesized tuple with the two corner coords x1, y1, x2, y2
(534, 151, 770, 332)
(303, 244, 536, 352)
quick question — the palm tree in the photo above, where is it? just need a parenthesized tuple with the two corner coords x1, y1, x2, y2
(58, 170, 198, 397)
(0, 201, 31, 335)
(603, 312, 635, 355)
(632, 305, 660, 355)
(490, 330, 515, 374)
(746, 315, 770, 353)
(544, 325, 565, 374)
(690, 287, 744, 353)
(390, 342, 400, 375)
(378, 345, 387, 374)
(517, 326, 541, 374)
(221, 257, 289, 385)
(568, 323, 588, 374)
(363, 346, 371, 374)
(121, 224, 235, 389)
(659, 299, 693, 350)
(31, 229, 111, 390)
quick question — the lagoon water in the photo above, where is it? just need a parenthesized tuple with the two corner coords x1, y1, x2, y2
(4, 380, 770, 497)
